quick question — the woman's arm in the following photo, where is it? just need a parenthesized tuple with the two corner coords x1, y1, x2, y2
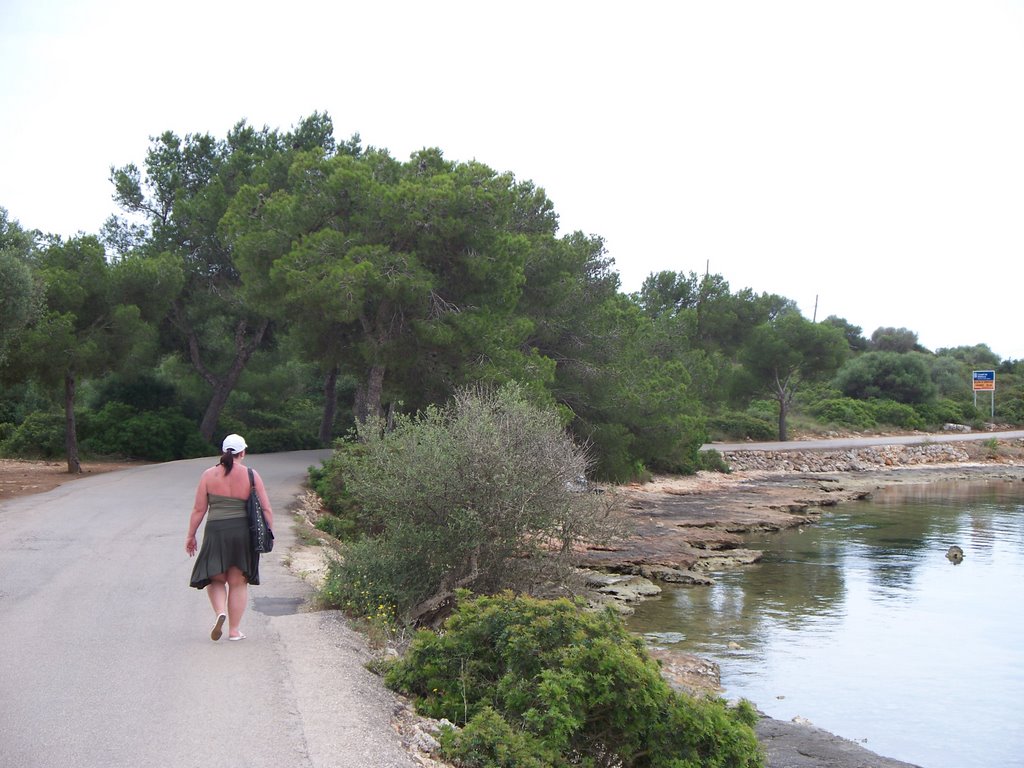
(185, 471, 210, 556)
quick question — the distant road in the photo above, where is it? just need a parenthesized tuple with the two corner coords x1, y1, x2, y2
(703, 429, 1024, 453)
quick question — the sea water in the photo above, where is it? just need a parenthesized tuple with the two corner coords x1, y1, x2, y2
(626, 480, 1024, 768)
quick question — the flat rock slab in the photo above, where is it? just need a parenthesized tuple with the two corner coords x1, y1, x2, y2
(578, 473, 857, 572)
(756, 717, 922, 768)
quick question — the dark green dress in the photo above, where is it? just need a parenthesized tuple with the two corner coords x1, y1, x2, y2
(189, 494, 260, 588)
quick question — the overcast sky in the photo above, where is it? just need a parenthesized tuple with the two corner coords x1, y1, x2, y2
(3, 1, 1023, 361)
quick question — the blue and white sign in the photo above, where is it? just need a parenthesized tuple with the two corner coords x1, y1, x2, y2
(972, 370, 995, 391)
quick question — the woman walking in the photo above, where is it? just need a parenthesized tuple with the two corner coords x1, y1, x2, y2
(186, 434, 273, 641)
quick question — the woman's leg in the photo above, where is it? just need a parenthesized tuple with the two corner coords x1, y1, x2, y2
(206, 573, 227, 615)
(207, 573, 228, 640)
(226, 566, 248, 638)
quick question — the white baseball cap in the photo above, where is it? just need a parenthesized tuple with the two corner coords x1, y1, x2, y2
(222, 434, 248, 454)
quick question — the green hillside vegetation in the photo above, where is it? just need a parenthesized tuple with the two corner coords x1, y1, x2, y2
(2, 113, 1019, 476)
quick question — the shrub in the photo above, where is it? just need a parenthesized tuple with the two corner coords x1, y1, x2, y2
(745, 399, 777, 422)
(313, 512, 356, 541)
(244, 426, 320, 453)
(308, 440, 376, 534)
(834, 351, 936, 404)
(1, 411, 65, 458)
(697, 449, 731, 474)
(997, 394, 1024, 424)
(80, 404, 208, 461)
(88, 372, 178, 412)
(315, 384, 620, 624)
(437, 705, 557, 768)
(319, 537, 402, 619)
(583, 421, 642, 483)
(707, 411, 775, 441)
(866, 399, 925, 430)
(809, 398, 877, 429)
(913, 398, 978, 428)
(385, 592, 764, 768)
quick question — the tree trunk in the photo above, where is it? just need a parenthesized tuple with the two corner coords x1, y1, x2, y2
(318, 365, 339, 445)
(353, 363, 385, 426)
(191, 318, 270, 443)
(199, 381, 235, 445)
(64, 371, 81, 474)
(773, 371, 793, 442)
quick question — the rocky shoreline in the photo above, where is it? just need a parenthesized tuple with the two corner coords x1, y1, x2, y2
(580, 440, 1024, 606)
(576, 438, 1024, 768)
(289, 436, 1024, 768)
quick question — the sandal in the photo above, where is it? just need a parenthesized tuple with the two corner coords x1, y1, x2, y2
(211, 613, 227, 641)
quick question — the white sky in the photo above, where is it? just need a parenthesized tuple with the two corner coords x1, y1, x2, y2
(3, 0, 1023, 360)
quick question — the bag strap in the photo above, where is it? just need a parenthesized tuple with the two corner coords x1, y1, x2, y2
(247, 467, 255, 490)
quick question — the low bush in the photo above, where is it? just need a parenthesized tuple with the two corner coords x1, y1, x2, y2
(866, 399, 925, 430)
(313, 513, 356, 541)
(320, 538, 401, 619)
(1, 411, 65, 458)
(308, 440, 376, 534)
(584, 421, 644, 483)
(912, 398, 979, 428)
(243, 426, 320, 453)
(385, 592, 764, 768)
(697, 449, 731, 474)
(707, 411, 775, 441)
(80, 404, 208, 461)
(808, 398, 876, 429)
(314, 385, 620, 624)
(87, 372, 178, 412)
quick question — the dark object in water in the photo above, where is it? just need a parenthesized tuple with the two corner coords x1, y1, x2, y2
(946, 545, 964, 564)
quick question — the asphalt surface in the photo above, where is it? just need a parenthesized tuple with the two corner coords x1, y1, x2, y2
(0, 450, 419, 768)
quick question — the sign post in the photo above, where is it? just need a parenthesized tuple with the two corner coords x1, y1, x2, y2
(972, 370, 996, 419)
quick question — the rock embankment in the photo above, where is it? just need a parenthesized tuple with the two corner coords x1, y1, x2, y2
(578, 439, 1024, 594)
(722, 443, 972, 472)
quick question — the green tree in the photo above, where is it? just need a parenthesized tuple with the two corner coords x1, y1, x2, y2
(928, 354, 971, 399)
(107, 114, 337, 442)
(740, 313, 849, 441)
(225, 146, 548, 428)
(869, 326, 922, 353)
(833, 351, 937, 404)
(0, 209, 38, 365)
(821, 315, 869, 353)
(522, 260, 711, 480)
(637, 270, 794, 356)
(934, 343, 1001, 370)
(9, 236, 177, 471)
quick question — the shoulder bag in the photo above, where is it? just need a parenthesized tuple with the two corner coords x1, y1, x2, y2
(247, 467, 274, 553)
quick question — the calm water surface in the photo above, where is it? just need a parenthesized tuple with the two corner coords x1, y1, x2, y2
(626, 480, 1024, 768)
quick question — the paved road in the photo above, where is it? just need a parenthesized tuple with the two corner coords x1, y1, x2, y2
(0, 450, 419, 768)
(703, 429, 1024, 453)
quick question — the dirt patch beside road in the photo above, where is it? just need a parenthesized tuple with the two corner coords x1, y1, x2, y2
(0, 459, 150, 502)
